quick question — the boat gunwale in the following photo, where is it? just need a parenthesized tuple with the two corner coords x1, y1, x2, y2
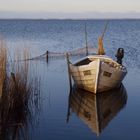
(69, 55, 127, 73)
(73, 55, 119, 65)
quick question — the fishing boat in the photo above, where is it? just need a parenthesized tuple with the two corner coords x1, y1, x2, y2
(67, 85, 127, 136)
(68, 54, 127, 93)
(67, 23, 127, 93)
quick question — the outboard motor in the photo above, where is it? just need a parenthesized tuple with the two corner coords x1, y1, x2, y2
(115, 48, 124, 65)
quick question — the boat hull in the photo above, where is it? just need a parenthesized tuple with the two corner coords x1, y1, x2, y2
(69, 55, 127, 94)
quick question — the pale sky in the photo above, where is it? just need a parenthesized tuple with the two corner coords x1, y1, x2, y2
(0, 0, 140, 18)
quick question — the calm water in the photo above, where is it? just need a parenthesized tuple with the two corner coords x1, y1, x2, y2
(0, 19, 140, 139)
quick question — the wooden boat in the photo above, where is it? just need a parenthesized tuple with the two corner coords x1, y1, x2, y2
(67, 85, 127, 136)
(67, 23, 127, 93)
(68, 55, 127, 93)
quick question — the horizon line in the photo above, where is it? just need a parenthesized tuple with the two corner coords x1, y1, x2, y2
(0, 11, 140, 19)
(0, 18, 140, 20)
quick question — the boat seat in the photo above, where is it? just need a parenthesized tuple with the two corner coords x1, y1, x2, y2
(75, 58, 92, 66)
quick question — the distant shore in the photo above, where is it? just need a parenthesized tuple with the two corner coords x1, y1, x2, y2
(0, 18, 140, 21)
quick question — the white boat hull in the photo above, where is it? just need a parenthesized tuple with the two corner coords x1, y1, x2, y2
(69, 55, 127, 94)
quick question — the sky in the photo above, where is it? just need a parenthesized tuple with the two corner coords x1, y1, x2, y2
(0, 0, 140, 18)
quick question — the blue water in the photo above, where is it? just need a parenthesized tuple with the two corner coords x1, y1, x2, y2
(0, 19, 140, 140)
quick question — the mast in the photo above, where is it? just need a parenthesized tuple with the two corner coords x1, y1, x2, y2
(97, 21, 109, 55)
(85, 23, 88, 56)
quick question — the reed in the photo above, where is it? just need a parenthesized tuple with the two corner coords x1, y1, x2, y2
(0, 45, 41, 140)
(0, 39, 7, 97)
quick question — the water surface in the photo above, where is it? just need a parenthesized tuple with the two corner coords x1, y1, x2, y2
(0, 19, 140, 140)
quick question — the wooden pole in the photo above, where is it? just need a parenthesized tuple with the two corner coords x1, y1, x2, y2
(66, 88, 72, 123)
(66, 53, 72, 89)
(46, 50, 49, 63)
(85, 23, 88, 56)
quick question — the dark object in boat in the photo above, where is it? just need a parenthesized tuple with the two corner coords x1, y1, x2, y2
(116, 48, 124, 65)
(75, 58, 92, 66)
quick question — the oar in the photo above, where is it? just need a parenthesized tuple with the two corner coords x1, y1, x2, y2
(85, 23, 88, 56)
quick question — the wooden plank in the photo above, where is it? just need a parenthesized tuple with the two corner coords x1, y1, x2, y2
(72, 75, 96, 81)
(95, 59, 100, 93)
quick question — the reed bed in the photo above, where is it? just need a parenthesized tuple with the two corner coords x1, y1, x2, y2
(0, 41, 41, 140)
(0, 39, 7, 98)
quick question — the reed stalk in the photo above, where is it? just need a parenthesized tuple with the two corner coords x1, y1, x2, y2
(0, 39, 7, 98)
(0, 44, 41, 140)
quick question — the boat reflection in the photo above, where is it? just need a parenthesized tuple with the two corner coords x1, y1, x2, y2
(67, 84, 127, 136)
